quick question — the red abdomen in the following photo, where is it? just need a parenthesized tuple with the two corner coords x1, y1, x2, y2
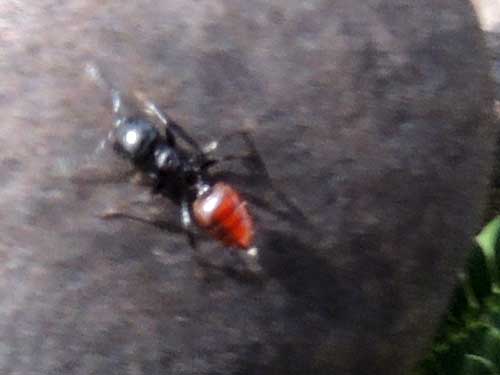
(192, 182, 254, 250)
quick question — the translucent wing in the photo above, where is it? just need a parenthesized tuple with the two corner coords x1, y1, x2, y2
(132, 90, 203, 153)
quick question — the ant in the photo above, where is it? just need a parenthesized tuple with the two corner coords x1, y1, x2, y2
(85, 64, 260, 264)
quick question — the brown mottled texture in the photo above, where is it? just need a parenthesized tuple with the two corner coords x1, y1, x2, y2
(0, 0, 496, 374)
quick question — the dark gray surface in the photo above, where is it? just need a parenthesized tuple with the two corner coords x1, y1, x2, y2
(485, 31, 500, 220)
(0, 0, 496, 374)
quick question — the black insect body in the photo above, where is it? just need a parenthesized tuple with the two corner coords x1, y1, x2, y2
(87, 65, 257, 256)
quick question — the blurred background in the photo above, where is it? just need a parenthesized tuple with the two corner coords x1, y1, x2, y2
(472, 0, 500, 32)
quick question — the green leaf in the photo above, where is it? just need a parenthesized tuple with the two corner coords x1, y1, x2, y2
(465, 244, 492, 304)
(479, 328, 500, 370)
(462, 354, 498, 375)
(415, 217, 500, 374)
(476, 216, 500, 291)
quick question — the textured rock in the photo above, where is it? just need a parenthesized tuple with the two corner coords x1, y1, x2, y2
(0, 0, 496, 374)
(484, 31, 500, 220)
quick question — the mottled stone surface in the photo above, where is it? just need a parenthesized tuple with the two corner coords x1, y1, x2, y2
(484, 31, 500, 220)
(0, 0, 496, 374)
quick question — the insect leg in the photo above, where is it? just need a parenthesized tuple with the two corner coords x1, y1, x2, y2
(201, 129, 269, 179)
(180, 197, 198, 250)
(201, 129, 252, 154)
(98, 202, 185, 234)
